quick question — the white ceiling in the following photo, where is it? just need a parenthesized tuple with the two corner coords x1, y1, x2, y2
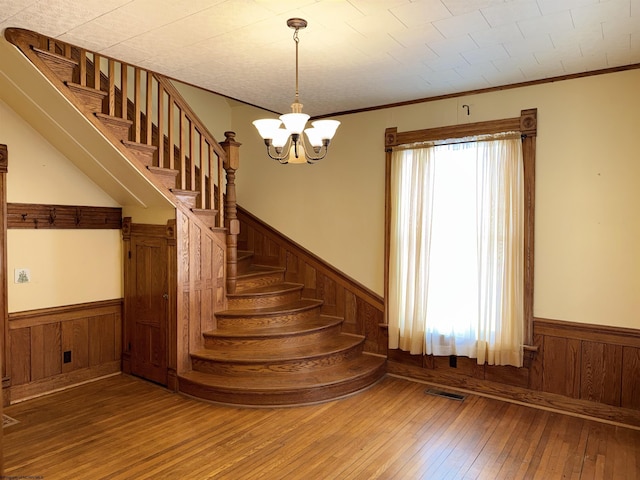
(1, 0, 639, 117)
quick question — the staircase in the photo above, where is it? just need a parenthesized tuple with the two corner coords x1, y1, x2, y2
(179, 251, 386, 406)
(5, 28, 386, 406)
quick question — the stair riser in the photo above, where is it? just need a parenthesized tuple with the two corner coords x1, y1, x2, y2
(237, 255, 253, 273)
(123, 142, 157, 168)
(216, 307, 320, 329)
(203, 323, 342, 350)
(235, 272, 284, 292)
(178, 363, 386, 406)
(148, 167, 179, 190)
(66, 83, 107, 113)
(171, 191, 199, 210)
(227, 290, 302, 310)
(35, 50, 77, 84)
(193, 212, 217, 229)
(95, 114, 132, 142)
(192, 343, 364, 375)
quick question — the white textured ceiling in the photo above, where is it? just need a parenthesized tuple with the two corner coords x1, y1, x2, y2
(1, 0, 639, 117)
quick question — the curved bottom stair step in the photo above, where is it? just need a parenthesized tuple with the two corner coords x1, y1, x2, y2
(193, 332, 364, 365)
(178, 354, 386, 406)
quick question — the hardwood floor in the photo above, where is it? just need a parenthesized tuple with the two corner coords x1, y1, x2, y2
(3, 374, 639, 479)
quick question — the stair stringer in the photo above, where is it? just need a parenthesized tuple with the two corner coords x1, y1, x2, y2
(2, 29, 173, 209)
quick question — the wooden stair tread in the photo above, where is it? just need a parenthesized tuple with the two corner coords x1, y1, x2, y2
(181, 355, 385, 391)
(147, 165, 178, 175)
(204, 315, 342, 338)
(122, 139, 157, 152)
(227, 282, 303, 298)
(32, 46, 79, 66)
(216, 298, 322, 317)
(95, 112, 132, 126)
(191, 208, 219, 216)
(65, 81, 107, 97)
(192, 333, 363, 363)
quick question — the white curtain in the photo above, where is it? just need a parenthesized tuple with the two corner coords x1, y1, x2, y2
(388, 134, 524, 367)
(388, 146, 435, 353)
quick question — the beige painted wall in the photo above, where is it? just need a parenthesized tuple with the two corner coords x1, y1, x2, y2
(172, 81, 234, 144)
(229, 69, 640, 330)
(2, 99, 123, 312)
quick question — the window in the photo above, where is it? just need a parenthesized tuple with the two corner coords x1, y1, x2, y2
(384, 110, 536, 368)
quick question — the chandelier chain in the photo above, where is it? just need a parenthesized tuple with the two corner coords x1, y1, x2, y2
(293, 27, 300, 104)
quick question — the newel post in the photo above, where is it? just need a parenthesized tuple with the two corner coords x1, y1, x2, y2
(220, 131, 241, 294)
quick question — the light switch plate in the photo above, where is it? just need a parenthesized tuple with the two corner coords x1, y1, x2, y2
(15, 268, 31, 284)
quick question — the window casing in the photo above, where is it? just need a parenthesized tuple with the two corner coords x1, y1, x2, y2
(384, 109, 537, 357)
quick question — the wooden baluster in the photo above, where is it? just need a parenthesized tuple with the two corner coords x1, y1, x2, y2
(121, 64, 128, 121)
(220, 131, 241, 294)
(93, 53, 101, 90)
(146, 73, 153, 147)
(108, 60, 115, 116)
(217, 149, 224, 228)
(64, 43, 71, 59)
(79, 50, 87, 87)
(200, 137, 206, 208)
(168, 96, 175, 171)
(134, 68, 141, 143)
(189, 122, 195, 191)
(209, 143, 215, 216)
(180, 110, 186, 190)
(157, 83, 165, 169)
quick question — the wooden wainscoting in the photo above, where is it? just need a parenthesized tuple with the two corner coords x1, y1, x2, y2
(237, 207, 387, 356)
(531, 318, 640, 410)
(388, 317, 640, 426)
(8, 299, 122, 403)
(175, 210, 226, 378)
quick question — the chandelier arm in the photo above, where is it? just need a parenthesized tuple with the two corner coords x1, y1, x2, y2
(299, 136, 330, 162)
(266, 147, 289, 164)
(264, 137, 292, 163)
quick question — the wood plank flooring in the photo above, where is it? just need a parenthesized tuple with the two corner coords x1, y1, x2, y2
(3, 374, 639, 479)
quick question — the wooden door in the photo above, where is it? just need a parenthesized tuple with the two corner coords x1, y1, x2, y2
(128, 234, 168, 386)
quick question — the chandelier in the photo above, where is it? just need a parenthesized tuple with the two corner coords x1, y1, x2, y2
(252, 18, 340, 164)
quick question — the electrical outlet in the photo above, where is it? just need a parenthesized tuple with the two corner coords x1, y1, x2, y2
(63, 351, 72, 364)
(449, 355, 457, 368)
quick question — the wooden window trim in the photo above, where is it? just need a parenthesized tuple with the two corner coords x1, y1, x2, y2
(384, 109, 537, 346)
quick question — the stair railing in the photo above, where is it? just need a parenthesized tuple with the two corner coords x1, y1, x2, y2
(6, 28, 241, 293)
(13, 30, 227, 224)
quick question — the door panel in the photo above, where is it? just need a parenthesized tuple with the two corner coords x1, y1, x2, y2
(129, 236, 168, 385)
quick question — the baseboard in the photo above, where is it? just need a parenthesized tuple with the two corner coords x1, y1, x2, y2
(387, 360, 640, 429)
(9, 362, 121, 404)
